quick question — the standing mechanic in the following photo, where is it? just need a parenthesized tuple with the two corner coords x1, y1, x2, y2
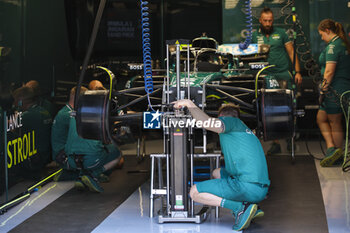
(252, 6, 303, 155)
(317, 19, 350, 167)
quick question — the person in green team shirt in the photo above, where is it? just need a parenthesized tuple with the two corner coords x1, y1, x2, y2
(316, 19, 350, 167)
(12, 86, 52, 177)
(25, 80, 55, 117)
(52, 86, 122, 193)
(173, 99, 270, 231)
(252, 7, 303, 155)
(88, 80, 125, 169)
(51, 86, 88, 182)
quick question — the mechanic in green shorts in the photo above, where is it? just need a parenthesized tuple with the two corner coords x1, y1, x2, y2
(317, 19, 350, 167)
(173, 100, 270, 231)
(252, 7, 303, 154)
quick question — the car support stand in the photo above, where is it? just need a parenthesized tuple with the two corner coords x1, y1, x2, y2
(149, 43, 219, 223)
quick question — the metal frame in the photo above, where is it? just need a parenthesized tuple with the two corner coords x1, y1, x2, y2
(149, 43, 221, 223)
(149, 152, 221, 222)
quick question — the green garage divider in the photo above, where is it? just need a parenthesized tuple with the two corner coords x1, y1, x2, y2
(0, 109, 8, 204)
(0, 0, 73, 203)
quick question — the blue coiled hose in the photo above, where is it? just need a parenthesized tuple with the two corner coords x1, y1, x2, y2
(140, 0, 154, 95)
(239, 0, 253, 50)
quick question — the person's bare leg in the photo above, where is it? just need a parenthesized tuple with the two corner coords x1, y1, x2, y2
(103, 157, 121, 171)
(190, 185, 222, 207)
(317, 110, 335, 149)
(328, 113, 344, 149)
(212, 168, 221, 179)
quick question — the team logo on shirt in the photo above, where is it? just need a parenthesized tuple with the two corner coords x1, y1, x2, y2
(246, 129, 253, 135)
(271, 34, 280, 40)
(328, 45, 335, 54)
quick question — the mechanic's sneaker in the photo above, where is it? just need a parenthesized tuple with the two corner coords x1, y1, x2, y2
(333, 155, 345, 166)
(98, 173, 110, 183)
(267, 142, 281, 155)
(320, 147, 344, 167)
(81, 175, 104, 193)
(74, 179, 87, 191)
(232, 203, 257, 231)
(253, 207, 264, 220)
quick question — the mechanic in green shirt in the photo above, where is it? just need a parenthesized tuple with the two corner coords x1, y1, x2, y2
(51, 86, 88, 182)
(316, 19, 350, 167)
(88, 80, 125, 168)
(252, 7, 303, 155)
(52, 86, 122, 192)
(64, 116, 121, 193)
(173, 99, 270, 231)
(25, 80, 55, 117)
(12, 86, 52, 175)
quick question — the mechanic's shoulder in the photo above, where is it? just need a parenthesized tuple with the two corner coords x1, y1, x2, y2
(272, 26, 282, 30)
(274, 27, 287, 34)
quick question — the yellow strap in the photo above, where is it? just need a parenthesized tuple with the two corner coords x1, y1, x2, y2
(255, 65, 276, 98)
(27, 169, 62, 192)
(0, 194, 30, 210)
(96, 66, 115, 100)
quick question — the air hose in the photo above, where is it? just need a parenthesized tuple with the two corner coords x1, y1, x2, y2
(281, 0, 320, 81)
(140, 0, 155, 110)
(340, 90, 350, 172)
(239, 0, 253, 50)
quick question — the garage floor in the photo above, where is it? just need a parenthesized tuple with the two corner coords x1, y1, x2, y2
(1, 139, 350, 233)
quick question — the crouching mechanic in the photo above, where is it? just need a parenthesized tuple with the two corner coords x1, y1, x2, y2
(64, 115, 122, 193)
(173, 100, 270, 231)
(51, 87, 87, 182)
(52, 86, 122, 192)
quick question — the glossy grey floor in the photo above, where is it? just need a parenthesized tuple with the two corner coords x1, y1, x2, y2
(0, 140, 349, 233)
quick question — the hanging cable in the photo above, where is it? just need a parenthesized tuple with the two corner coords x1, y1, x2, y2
(140, 0, 155, 111)
(239, 0, 253, 50)
(340, 90, 350, 171)
(281, 1, 327, 160)
(281, 0, 321, 82)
